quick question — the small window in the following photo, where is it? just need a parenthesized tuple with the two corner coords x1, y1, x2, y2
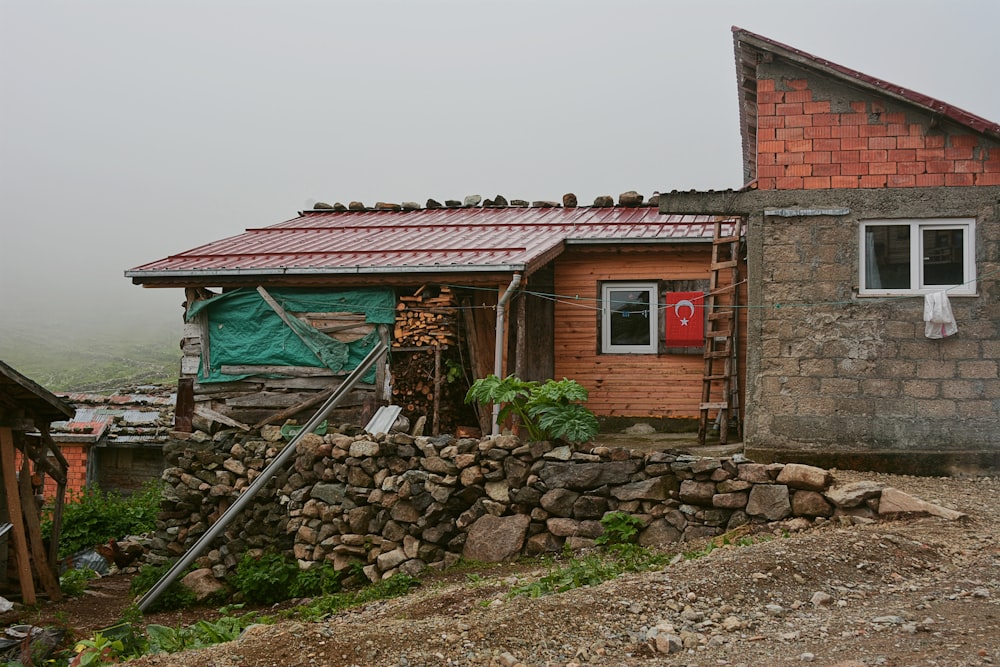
(859, 219, 976, 296)
(601, 283, 658, 353)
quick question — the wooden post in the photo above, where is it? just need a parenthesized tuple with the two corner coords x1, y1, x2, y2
(18, 454, 61, 601)
(0, 427, 35, 605)
(432, 346, 442, 436)
(175, 377, 195, 432)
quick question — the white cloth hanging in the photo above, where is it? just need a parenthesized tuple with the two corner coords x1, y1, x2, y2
(924, 291, 958, 339)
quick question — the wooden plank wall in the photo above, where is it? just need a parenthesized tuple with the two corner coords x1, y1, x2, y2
(553, 246, 747, 419)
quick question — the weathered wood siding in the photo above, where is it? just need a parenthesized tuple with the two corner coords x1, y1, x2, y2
(553, 245, 746, 419)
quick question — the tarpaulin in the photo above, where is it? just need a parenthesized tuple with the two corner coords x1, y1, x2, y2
(186, 287, 396, 383)
(664, 291, 705, 347)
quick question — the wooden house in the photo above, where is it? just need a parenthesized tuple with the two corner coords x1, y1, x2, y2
(0, 360, 72, 603)
(660, 28, 1000, 473)
(127, 202, 746, 440)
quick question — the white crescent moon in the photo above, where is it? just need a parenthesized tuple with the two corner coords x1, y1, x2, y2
(674, 299, 696, 319)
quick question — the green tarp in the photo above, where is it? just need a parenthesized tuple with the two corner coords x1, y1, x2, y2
(186, 287, 396, 383)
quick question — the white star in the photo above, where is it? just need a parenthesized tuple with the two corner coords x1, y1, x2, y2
(680, 318, 689, 326)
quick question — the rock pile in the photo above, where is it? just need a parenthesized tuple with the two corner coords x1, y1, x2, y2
(151, 427, 962, 587)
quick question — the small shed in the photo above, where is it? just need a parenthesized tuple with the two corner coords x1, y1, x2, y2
(127, 199, 746, 441)
(0, 360, 74, 603)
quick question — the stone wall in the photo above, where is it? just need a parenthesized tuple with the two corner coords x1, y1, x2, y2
(151, 427, 922, 584)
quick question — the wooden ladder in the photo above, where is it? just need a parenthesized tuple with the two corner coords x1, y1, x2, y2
(698, 217, 744, 445)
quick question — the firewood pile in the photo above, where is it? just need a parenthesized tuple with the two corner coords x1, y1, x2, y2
(393, 285, 458, 348)
(390, 286, 472, 434)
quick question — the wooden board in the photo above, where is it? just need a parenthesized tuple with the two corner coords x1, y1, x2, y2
(552, 246, 747, 419)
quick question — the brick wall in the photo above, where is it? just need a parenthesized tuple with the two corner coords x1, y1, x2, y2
(754, 76, 1000, 190)
(17, 443, 90, 501)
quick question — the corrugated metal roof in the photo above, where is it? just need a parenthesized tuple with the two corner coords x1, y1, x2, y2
(127, 206, 734, 282)
(732, 26, 1000, 183)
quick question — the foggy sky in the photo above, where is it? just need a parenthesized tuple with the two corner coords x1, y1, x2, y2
(2, 0, 999, 340)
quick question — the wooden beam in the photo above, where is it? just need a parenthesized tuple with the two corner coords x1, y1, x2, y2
(193, 405, 251, 431)
(253, 384, 339, 429)
(0, 427, 35, 605)
(18, 454, 61, 601)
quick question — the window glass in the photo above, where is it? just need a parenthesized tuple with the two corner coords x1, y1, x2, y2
(860, 219, 975, 296)
(864, 225, 910, 290)
(608, 288, 651, 346)
(601, 283, 658, 353)
(922, 227, 965, 286)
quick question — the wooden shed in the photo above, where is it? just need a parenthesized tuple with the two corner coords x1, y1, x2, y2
(0, 360, 73, 603)
(127, 200, 746, 442)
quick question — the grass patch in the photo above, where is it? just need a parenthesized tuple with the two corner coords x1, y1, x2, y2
(508, 544, 670, 599)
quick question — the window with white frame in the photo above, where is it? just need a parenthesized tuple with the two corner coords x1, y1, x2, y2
(601, 282, 658, 353)
(859, 218, 976, 296)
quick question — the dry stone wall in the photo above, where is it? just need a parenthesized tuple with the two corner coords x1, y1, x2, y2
(152, 428, 910, 585)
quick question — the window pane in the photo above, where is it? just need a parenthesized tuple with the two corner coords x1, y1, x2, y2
(866, 225, 910, 289)
(923, 228, 965, 286)
(608, 289, 651, 346)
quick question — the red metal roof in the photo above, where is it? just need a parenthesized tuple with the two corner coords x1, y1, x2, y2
(732, 26, 1000, 184)
(127, 206, 733, 282)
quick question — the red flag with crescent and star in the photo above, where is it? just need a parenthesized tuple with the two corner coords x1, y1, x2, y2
(664, 292, 705, 347)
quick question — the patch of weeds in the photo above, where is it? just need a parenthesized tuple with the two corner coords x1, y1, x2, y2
(596, 511, 644, 546)
(146, 614, 257, 655)
(60, 567, 99, 597)
(43, 481, 162, 560)
(288, 573, 420, 622)
(507, 544, 669, 599)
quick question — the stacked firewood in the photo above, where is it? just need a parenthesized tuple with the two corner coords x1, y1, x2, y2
(389, 286, 474, 434)
(392, 285, 458, 348)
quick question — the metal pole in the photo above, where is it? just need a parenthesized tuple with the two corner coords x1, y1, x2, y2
(137, 342, 388, 612)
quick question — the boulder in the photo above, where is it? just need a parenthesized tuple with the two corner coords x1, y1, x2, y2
(462, 514, 530, 562)
(877, 487, 966, 520)
(181, 568, 226, 601)
(776, 463, 832, 491)
(746, 484, 791, 520)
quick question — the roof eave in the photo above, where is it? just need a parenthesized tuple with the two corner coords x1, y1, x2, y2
(127, 263, 531, 282)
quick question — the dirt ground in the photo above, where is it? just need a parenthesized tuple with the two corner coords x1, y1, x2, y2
(9, 468, 1000, 667)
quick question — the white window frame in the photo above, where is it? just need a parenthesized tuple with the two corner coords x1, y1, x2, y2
(858, 218, 976, 297)
(601, 282, 658, 354)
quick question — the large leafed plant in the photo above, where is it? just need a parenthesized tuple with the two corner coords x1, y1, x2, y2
(465, 375, 599, 444)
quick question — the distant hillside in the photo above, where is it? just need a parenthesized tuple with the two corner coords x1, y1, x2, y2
(0, 320, 181, 393)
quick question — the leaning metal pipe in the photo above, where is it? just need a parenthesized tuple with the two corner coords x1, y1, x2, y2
(491, 273, 522, 435)
(137, 341, 389, 612)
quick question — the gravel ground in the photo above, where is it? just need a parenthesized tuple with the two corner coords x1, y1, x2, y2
(112, 469, 999, 667)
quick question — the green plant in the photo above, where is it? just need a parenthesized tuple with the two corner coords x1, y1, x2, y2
(289, 562, 343, 598)
(42, 481, 162, 560)
(60, 567, 99, 597)
(146, 615, 254, 655)
(70, 632, 126, 666)
(289, 574, 420, 621)
(465, 375, 599, 444)
(596, 511, 644, 546)
(508, 545, 668, 599)
(229, 550, 301, 605)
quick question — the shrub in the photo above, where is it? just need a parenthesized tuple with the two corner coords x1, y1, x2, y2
(43, 481, 162, 559)
(465, 375, 599, 444)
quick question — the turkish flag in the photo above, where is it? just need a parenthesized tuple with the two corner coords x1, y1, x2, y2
(664, 292, 705, 346)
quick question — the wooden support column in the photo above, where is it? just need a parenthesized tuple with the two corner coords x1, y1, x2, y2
(0, 427, 35, 605)
(18, 453, 61, 601)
